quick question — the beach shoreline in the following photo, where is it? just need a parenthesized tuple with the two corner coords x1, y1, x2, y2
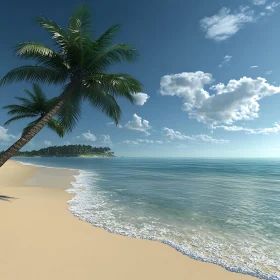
(0, 160, 256, 280)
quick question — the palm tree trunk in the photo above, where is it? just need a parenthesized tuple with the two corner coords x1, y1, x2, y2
(0, 84, 74, 167)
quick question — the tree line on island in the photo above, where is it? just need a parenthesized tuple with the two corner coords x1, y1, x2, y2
(0, 145, 114, 157)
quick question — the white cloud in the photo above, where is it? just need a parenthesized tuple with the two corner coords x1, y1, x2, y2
(200, 7, 255, 42)
(121, 139, 164, 145)
(122, 140, 139, 145)
(0, 126, 16, 143)
(266, 70, 273, 75)
(134, 93, 150, 106)
(218, 55, 232, 68)
(160, 72, 280, 125)
(64, 141, 71, 145)
(82, 130, 96, 142)
(100, 135, 112, 146)
(106, 122, 122, 128)
(44, 140, 51, 147)
(213, 122, 280, 135)
(137, 139, 154, 144)
(251, 65, 258, 68)
(252, 0, 267, 5)
(162, 127, 229, 144)
(160, 71, 213, 111)
(195, 134, 229, 144)
(162, 128, 195, 140)
(124, 114, 152, 135)
(266, 2, 280, 12)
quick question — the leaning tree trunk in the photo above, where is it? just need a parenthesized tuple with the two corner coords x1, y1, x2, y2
(0, 89, 72, 167)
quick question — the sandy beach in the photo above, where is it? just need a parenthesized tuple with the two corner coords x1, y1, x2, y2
(0, 161, 256, 280)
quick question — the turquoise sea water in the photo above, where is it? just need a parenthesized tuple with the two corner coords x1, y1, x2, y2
(16, 157, 280, 279)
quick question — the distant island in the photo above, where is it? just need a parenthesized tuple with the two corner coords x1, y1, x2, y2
(2, 145, 115, 158)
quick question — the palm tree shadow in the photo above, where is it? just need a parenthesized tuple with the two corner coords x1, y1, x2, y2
(0, 195, 16, 202)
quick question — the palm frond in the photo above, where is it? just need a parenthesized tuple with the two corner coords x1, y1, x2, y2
(86, 43, 139, 73)
(85, 73, 142, 103)
(47, 119, 65, 137)
(31, 83, 48, 107)
(83, 86, 122, 125)
(22, 119, 40, 136)
(0, 66, 67, 86)
(22, 89, 37, 103)
(35, 16, 69, 51)
(4, 114, 38, 126)
(14, 42, 69, 71)
(57, 83, 83, 133)
(14, 97, 35, 107)
(69, 4, 92, 36)
(96, 43, 139, 63)
(3, 104, 37, 115)
(46, 96, 60, 111)
(96, 24, 121, 48)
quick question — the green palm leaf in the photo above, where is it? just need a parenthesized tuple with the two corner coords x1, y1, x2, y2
(57, 83, 83, 133)
(96, 24, 121, 48)
(69, 4, 92, 36)
(47, 119, 65, 137)
(85, 73, 142, 102)
(83, 86, 122, 125)
(35, 16, 69, 50)
(3, 83, 66, 137)
(0, 66, 67, 86)
(15, 42, 69, 71)
(4, 114, 38, 126)
(3, 104, 36, 115)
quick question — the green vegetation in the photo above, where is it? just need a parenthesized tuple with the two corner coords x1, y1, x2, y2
(0, 4, 141, 167)
(1, 145, 115, 158)
(3, 83, 65, 137)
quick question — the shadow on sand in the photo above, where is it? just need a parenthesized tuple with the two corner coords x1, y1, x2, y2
(0, 195, 16, 202)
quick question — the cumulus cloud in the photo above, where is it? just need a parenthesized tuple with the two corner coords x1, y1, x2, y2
(124, 114, 152, 135)
(251, 65, 258, 68)
(218, 55, 232, 68)
(200, 7, 255, 42)
(266, 70, 272, 75)
(44, 140, 52, 147)
(162, 128, 195, 140)
(160, 71, 213, 112)
(213, 122, 280, 135)
(0, 126, 16, 143)
(100, 135, 112, 146)
(82, 130, 96, 142)
(133, 93, 150, 105)
(162, 127, 229, 144)
(160, 72, 280, 125)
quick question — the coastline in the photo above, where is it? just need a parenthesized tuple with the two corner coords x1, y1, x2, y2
(0, 160, 256, 280)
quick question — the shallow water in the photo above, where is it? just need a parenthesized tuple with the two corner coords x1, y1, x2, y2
(17, 157, 280, 279)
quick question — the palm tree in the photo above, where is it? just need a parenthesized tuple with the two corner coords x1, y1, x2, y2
(3, 83, 65, 138)
(0, 4, 142, 167)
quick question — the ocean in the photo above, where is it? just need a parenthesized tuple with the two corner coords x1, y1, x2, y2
(16, 157, 280, 280)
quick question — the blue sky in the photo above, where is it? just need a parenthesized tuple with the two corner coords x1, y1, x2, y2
(1, 0, 280, 157)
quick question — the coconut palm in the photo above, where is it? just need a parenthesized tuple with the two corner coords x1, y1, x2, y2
(3, 83, 65, 138)
(0, 4, 142, 166)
